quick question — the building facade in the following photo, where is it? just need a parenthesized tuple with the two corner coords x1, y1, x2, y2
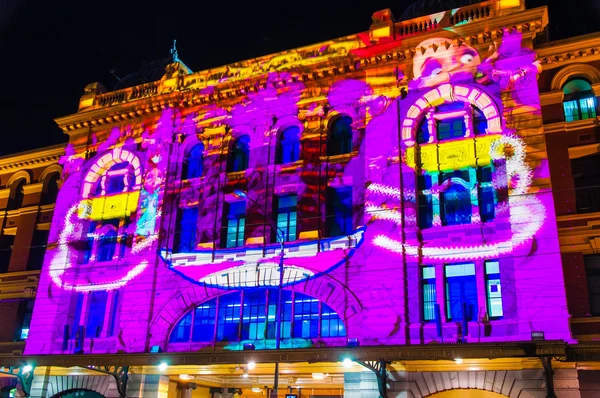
(2, 0, 600, 397)
(0, 145, 63, 395)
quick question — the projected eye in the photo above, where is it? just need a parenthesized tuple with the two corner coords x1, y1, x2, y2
(422, 59, 443, 78)
(460, 54, 475, 64)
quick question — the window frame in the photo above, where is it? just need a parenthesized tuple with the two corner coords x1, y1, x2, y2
(444, 263, 478, 322)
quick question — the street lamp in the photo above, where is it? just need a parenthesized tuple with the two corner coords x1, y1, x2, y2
(233, 190, 285, 398)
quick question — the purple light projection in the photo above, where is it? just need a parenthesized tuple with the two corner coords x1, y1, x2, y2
(27, 28, 574, 355)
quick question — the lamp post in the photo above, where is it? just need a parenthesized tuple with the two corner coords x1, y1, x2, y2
(233, 190, 285, 398)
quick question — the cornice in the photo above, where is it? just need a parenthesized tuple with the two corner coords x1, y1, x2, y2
(0, 145, 64, 173)
(54, 6, 548, 134)
(537, 32, 600, 70)
(543, 118, 599, 134)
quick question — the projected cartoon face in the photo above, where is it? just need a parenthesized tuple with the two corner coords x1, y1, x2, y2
(48, 148, 151, 292)
(412, 38, 481, 88)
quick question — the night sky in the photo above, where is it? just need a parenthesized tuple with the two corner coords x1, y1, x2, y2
(0, 0, 596, 156)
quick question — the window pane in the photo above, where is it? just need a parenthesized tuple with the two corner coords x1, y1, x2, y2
(192, 301, 216, 342)
(217, 293, 241, 341)
(580, 97, 597, 120)
(185, 144, 204, 179)
(170, 312, 192, 343)
(485, 261, 503, 318)
(178, 208, 198, 253)
(437, 117, 465, 141)
(441, 184, 472, 226)
(585, 255, 600, 316)
(278, 127, 301, 164)
(326, 188, 352, 236)
(563, 100, 579, 122)
(328, 117, 353, 156)
(86, 291, 108, 338)
(422, 267, 436, 322)
(445, 263, 477, 321)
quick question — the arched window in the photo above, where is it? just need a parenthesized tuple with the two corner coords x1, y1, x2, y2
(183, 143, 204, 180)
(51, 389, 105, 398)
(97, 228, 117, 262)
(441, 182, 472, 226)
(563, 79, 597, 122)
(327, 116, 353, 156)
(276, 126, 300, 164)
(228, 135, 250, 172)
(41, 173, 60, 205)
(169, 289, 345, 344)
(7, 179, 26, 210)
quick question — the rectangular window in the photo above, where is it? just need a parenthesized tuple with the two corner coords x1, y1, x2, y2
(0, 234, 15, 273)
(275, 195, 297, 242)
(176, 208, 198, 253)
(27, 230, 49, 271)
(326, 187, 352, 237)
(71, 294, 84, 339)
(241, 291, 267, 340)
(571, 154, 600, 214)
(169, 312, 192, 343)
(422, 266, 436, 322)
(445, 263, 477, 321)
(18, 300, 34, 340)
(192, 302, 216, 342)
(485, 261, 503, 318)
(224, 201, 246, 248)
(108, 291, 119, 336)
(86, 291, 108, 338)
(585, 255, 600, 316)
(564, 97, 597, 122)
(437, 118, 466, 141)
(217, 292, 241, 341)
(293, 295, 319, 339)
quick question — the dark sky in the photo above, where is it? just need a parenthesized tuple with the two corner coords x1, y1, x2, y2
(0, 0, 596, 156)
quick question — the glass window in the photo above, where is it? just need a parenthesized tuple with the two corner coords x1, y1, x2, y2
(321, 302, 346, 337)
(326, 187, 352, 237)
(275, 195, 297, 242)
(441, 183, 472, 226)
(417, 118, 430, 144)
(108, 291, 119, 336)
(242, 290, 267, 340)
(277, 126, 301, 164)
(571, 153, 600, 214)
(170, 312, 192, 343)
(585, 255, 600, 316)
(422, 266, 436, 322)
(105, 162, 132, 194)
(97, 229, 117, 262)
(86, 291, 108, 338)
(293, 293, 319, 338)
(473, 106, 488, 135)
(177, 208, 198, 253)
(217, 292, 241, 341)
(485, 261, 503, 319)
(437, 117, 465, 141)
(184, 143, 204, 179)
(445, 263, 477, 321)
(82, 221, 97, 264)
(563, 79, 597, 122)
(328, 116, 353, 156)
(192, 301, 217, 342)
(229, 135, 250, 172)
(71, 294, 84, 339)
(224, 201, 246, 248)
(169, 289, 346, 344)
(18, 300, 34, 340)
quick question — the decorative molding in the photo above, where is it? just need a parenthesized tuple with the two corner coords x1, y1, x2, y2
(550, 63, 600, 91)
(0, 145, 64, 174)
(0, 342, 568, 368)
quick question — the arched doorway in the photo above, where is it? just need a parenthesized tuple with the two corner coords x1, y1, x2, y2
(429, 390, 506, 398)
(50, 389, 105, 398)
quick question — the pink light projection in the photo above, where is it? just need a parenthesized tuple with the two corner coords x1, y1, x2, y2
(28, 26, 575, 356)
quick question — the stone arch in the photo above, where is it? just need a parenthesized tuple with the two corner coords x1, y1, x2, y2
(45, 375, 113, 397)
(402, 84, 502, 145)
(550, 63, 600, 91)
(39, 164, 63, 183)
(6, 170, 31, 187)
(395, 370, 547, 397)
(81, 148, 143, 198)
(428, 390, 506, 397)
(149, 272, 362, 349)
